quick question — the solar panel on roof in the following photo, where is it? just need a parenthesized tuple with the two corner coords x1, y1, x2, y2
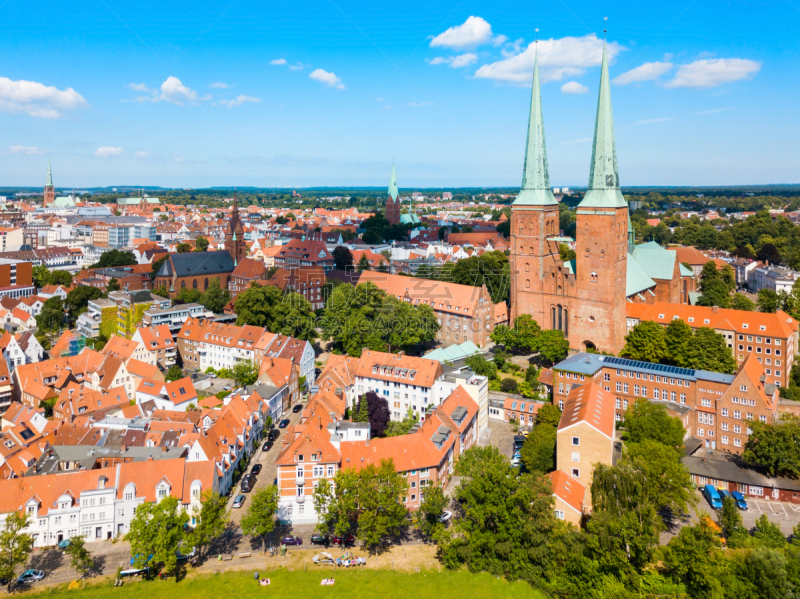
(603, 356, 695, 377)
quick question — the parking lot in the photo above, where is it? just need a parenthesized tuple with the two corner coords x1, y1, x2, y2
(695, 491, 800, 535)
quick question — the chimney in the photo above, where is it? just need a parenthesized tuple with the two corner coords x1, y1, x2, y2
(711, 306, 719, 313)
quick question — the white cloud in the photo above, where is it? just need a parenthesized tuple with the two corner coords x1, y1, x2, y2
(694, 106, 734, 115)
(95, 146, 123, 157)
(474, 34, 623, 84)
(430, 54, 478, 68)
(431, 16, 493, 49)
(561, 81, 588, 94)
(613, 61, 673, 85)
(159, 76, 200, 105)
(666, 58, 761, 88)
(0, 76, 87, 119)
(134, 151, 151, 158)
(289, 63, 309, 71)
(270, 58, 287, 65)
(636, 117, 674, 125)
(220, 95, 262, 107)
(493, 34, 508, 47)
(210, 82, 229, 89)
(309, 69, 345, 89)
(9, 145, 44, 155)
(128, 83, 149, 91)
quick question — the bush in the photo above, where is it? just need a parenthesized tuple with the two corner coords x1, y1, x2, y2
(500, 378, 519, 393)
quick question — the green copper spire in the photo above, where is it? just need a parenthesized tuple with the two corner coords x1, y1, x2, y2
(388, 162, 398, 201)
(514, 48, 557, 206)
(45, 159, 53, 187)
(579, 41, 627, 209)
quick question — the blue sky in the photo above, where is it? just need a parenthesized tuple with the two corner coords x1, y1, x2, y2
(0, 0, 797, 189)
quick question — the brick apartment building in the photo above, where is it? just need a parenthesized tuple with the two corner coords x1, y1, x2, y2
(553, 351, 778, 455)
(261, 267, 326, 311)
(274, 239, 335, 272)
(626, 302, 798, 389)
(339, 271, 496, 348)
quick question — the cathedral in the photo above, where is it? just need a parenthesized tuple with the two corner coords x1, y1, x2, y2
(385, 163, 401, 225)
(509, 43, 694, 355)
(43, 159, 55, 207)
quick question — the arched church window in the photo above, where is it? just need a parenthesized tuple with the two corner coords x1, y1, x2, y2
(590, 272, 598, 283)
(551, 306, 556, 329)
(525, 279, 530, 289)
(600, 249, 605, 258)
(563, 308, 569, 337)
(193, 279, 198, 289)
(585, 248, 590, 258)
(525, 263, 530, 273)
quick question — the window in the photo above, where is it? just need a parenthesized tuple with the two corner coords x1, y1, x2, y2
(554, 510, 565, 520)
(572, 436, 580, 446)
(722, 436, 728, 444)
(571, 468, 580, 478)
(157, 488, 167, 498)
(734, 410, 741, 419)
(571, 452, 580, 462)
(616, 382, 621, 392)
(721, 408, 728, 417)
(734, 438, 741, 447)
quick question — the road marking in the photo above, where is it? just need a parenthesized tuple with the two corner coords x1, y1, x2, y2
(779, 502, 789, 517)
(752, 501, 763, 513)
(789, 503, 800, 513)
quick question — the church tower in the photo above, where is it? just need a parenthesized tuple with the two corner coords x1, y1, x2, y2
(225, 193, 247, 265)
(571, 41, 628, 354)
(385, 162, 401, 225)
(509, 48, 563, 330)
(43, 159, 55, 207)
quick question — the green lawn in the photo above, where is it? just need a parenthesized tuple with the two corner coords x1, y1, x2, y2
(32, 569, 547, 599)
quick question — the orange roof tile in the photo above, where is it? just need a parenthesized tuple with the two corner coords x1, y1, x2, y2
(557, 382, 615, 439)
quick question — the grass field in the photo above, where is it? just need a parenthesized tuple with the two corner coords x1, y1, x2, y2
(28, 569, 547, 599)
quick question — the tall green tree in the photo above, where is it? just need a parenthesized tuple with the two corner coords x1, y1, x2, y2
(49, 270, 73, 287)
(416, 483, 449, 537)
(0, 512, 33, 587)
(743, 415, 800, 477)
(126, 495, 189, 576)
(732, 293, 756, 311)
(622, 399, 686, 447)
(200, 278, 230, 313)
(36, 296, 64, 335)
(757, 289, 780, 313)
(241, 486, 279, 551)
(684, 327, 737, 373)
(176, 243, 192, 253)
(106, 277, 121, 292)
(520, 421, 557, 473)
(332, 246, 353, 271)
(699, 261, 720, 290)
(32, 264, 50, 288)
(195, 236, 209, 252)
(165, 364, 183, 382)
(236, 286, 318, 343)
(696, 278, 732, 308)
(232, 360, 259, 387)
(664, 318, 693, 367)
(189, 491, 228, 558)
(620, 320, 667, 363)
(63, 536, 94, 577)
(663, 518, 726, 598)
(90, 249, 136, 269)
(356, 254, 371, 271)
(65, 286, 103, 322)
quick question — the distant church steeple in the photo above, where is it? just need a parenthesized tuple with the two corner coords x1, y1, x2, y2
(385, 162, 401, 225)
(225, 190, 246, 264)
(43, 159, 55, 207)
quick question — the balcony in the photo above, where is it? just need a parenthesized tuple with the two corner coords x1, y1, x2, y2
(296, 477, 305, 486)
(295, 494, 305, 504)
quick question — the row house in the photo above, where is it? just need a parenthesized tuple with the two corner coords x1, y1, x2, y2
(275, 385, 479, 525)
(228, 257, 266, 299)
(258, 357, 300, 415)
(131, 325, 178, 368)
(626, 302, 798, 389)
(553, 351, 778, 455)
(52, 383, 129, 422)
(101, 335, 157, 367)
(141, 302, 205, 339)
(273, 239, 335, 272)
(135, 377, 198, 412)
(0, 331, 44, 370)
(14, 350, 136, 408)
(0, 458, 217, 547)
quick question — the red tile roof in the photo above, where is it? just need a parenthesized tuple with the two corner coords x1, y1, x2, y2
(557, 382, 615, 439)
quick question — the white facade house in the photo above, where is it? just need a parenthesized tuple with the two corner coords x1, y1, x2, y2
(750, 266, 800, 294)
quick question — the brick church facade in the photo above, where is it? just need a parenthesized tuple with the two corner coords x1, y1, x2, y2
(509, 45, 692, 355)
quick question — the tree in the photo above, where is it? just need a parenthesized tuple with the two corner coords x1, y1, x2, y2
(65, 286, 103, 321)
(200, 278, 230, 313)
(106, 277, 120, 292)
(558, 243, 576, 261)
(520, 421, 556, 472)
(36, 296, 64, 335)
(718, 495, 750, 548)
(622, 399, 685, 447)
(312, 477, 335, 534)
(500, 377, 518, 393)
(235, 286, 317, 343)
(189, 491, 228, 558)
(322, 459, 408, 550)
(0, 512, 33, 587)
(720, 264, 736, 291)
(496, 220, 510, 238)
(757, 243, 782, 265)
(175, 287, 203, 304)
(356, 254, 371, 272)
(741, 547, 793, 599)
(126, 495, 189, 576)
(664, 318, 693, 367)
(232, 360, 259, 387)
(385, 409, 418, 437)
(743, 415, 800, 477)
(699, 261, 720, 290)
(696, 278, 731, 308)
(752, 514, 787, 549)
(465, 355, 497, 379)
(165, 364, 183, 382)
(684, 327, 737, 373)
(355, 391, 391, 437)
(536, 404, 562, 428)
(332, 246, 353, 271)
(625, 440, 696, 514)
(663, 518, 726, 598)
(241, 486, 279, 551)
(49, 270, 73, 287)
(63, 536, 94, 577)
(733, 293, 756, 311)
(32, 264, 50, 288)
(90, 249, 136, 269)
(535, 330, 570, 366)
(417, 483, 448, 537)
(620, 320, 667, 363)
(176, 242, 192, 253)
(439, 446, 556, 581)
(195, 236, 209, 252)
(757, 289, 780, 313)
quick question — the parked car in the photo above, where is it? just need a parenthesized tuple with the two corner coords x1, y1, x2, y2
(208, 373, 217, 379)
(241, 475, 253, 493)
(251, 464, 263, 475)
(279, 419, 291, 428)
(719, 489, 733, 503)
(222, 385, 232, 391)
(262, 440, 273, 452)
(731, 491, 749, 510)
(510, 457, 521, 468)
(315, 368, 322, 377)
(702, 484, 723, 510)
(17, 570, 44, 584)
(513, 435, 526, 447)
(281, 535, 303, 546)
(332, 534, 355, 547)
(310, 533, 329, 546)
(292, 404, 304, 413)
(269, 429, 280, 441)
(438, 511, 453, 523)
(232, 494, 246, 509)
